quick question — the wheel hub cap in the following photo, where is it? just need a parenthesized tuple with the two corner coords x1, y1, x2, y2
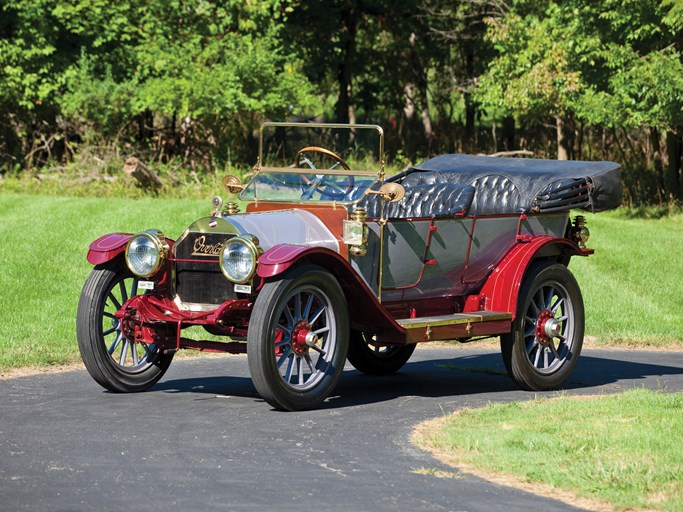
(536, 310, 561, 345)
(292, 321, 313, 355)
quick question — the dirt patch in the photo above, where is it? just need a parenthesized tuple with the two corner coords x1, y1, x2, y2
(424, 336, 683, 352)
(0, 361, 86, 380)
(0, 351, 242, 381)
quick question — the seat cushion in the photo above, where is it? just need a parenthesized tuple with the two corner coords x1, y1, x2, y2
(365, 183, 475, 219)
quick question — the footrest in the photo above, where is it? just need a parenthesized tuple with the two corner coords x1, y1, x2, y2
(397, 311, 512, 343)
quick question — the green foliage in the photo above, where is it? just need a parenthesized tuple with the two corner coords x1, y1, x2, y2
(1, 0, 316, 166)
(476, 0, 683, 132)
(2, 0, 683, 205)
(476, 5, 586, 119)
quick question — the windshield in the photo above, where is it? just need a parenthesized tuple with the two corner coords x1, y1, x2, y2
(240, 169, 377, 203)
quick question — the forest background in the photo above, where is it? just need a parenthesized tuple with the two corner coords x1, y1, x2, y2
(2, 0, 683, 206)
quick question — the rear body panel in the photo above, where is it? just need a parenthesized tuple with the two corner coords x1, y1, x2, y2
(350, 212, 569, 303)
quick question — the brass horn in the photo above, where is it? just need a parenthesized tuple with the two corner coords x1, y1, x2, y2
(222, 175, 244, 194)
(366, 182, 405, 203)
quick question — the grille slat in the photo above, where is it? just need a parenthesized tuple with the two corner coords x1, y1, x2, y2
(174, 232, 236, 305)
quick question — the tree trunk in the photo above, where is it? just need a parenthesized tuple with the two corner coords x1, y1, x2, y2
(137, 110, 154, 142)
(419, 92, 433, 146)
(500, 116, 515, 152)
(336, 3, 358, 127)
(464, 48, 476, 150)
(666, 130, 681, 201)
(124, 157, 163, 191)
(650, 127, 664, 203)
(556, 116, 569, 160)
(404, 32, 434, 149)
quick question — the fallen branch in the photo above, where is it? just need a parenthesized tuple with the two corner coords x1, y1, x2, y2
(483, 150, 535, 158)
(123, 157, 163, 190)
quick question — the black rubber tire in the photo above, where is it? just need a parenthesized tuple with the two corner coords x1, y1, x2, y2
(347, 331, 416, 375)
(501, 261, 584, 391)
(76, 259, 173, 392)
(247, 265, 349, 411)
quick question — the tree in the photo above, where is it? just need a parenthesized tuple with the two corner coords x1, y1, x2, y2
(0, 0, 317, 168)
(475, 0, 683, 172)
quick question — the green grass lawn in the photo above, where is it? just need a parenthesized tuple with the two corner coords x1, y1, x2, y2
(570, 210, 683, 347)
(414, 389, 683, 511)
(0, 192, 681, 369)
(0, 193, 209, 369)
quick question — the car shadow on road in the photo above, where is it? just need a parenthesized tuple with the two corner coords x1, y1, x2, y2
(151, 352, 683, 410)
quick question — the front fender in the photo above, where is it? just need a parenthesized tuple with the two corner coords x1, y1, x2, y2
(257, 245, 406, 343)
(87, 233, 132, 265)
(466, 236, 592, 320)
(86, 232, 175, 266)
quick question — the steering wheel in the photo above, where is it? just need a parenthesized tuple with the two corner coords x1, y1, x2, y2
(295, 146, 354, 200)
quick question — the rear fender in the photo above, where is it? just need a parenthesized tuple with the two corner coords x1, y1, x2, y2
(87, 233, 132, 265)
(464, 236, 591, 320)
(257, 245, 406, 343)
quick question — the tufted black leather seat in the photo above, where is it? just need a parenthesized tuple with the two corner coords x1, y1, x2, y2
(465, 174, 522, 215)
(393, 169, 521, 216)
(364, 182, 475, 219)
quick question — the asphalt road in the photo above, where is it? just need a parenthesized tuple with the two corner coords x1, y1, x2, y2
(2, 346, 682, 512)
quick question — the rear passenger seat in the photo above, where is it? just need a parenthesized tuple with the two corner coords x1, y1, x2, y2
(390, 171, 521, 216)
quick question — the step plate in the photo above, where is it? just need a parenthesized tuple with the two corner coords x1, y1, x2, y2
(396, 311, 512, 343)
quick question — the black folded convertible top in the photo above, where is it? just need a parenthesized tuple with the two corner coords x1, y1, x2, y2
(397, 154, 622, 215)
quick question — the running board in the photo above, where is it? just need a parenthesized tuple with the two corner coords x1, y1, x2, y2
(396, 311, 512, 343)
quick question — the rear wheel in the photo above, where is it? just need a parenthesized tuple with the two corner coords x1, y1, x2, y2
(76, 260, 173, 392)
(501, 262, 584, 391)
(347, 331, 416, 375)
(247, 265, 349, 411)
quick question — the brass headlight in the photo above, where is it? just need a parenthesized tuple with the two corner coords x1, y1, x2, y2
(220, 235, 262, 284)
(125, 229, 169, 277)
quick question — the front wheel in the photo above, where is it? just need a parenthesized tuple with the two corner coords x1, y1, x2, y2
(76, 260, 173, 392)
(347, 331, 416, 375)
(247, 265, 349, 411)
(500, 262, 584, 391)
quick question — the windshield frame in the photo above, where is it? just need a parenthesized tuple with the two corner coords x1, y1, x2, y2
(237, 122, 385, 206)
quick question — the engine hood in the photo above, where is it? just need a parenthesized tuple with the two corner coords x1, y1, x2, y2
(176, 209, 340, 254)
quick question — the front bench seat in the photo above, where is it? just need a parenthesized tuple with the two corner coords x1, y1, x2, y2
(364, 182, 475, 219)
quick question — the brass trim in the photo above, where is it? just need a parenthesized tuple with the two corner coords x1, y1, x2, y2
(377, 199, 387, 303)
(223, 202, 240, 215)
(258, 122, 384, 177)
(346, 207, 369, 256)
(397, 312, 513, 330)
(571, 215, 590, 248)
(259, 166, 378, 177)
(171, 218, 240, 306)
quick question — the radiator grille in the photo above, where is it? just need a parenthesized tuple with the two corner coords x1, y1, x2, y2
(173, 232, 236, 305)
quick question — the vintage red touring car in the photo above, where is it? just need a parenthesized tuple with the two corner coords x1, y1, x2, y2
(77, 122, 621, 410)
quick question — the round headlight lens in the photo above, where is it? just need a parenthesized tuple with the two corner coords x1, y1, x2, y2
(125, 231, 167, 277)
(220, 238, 259, 283)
